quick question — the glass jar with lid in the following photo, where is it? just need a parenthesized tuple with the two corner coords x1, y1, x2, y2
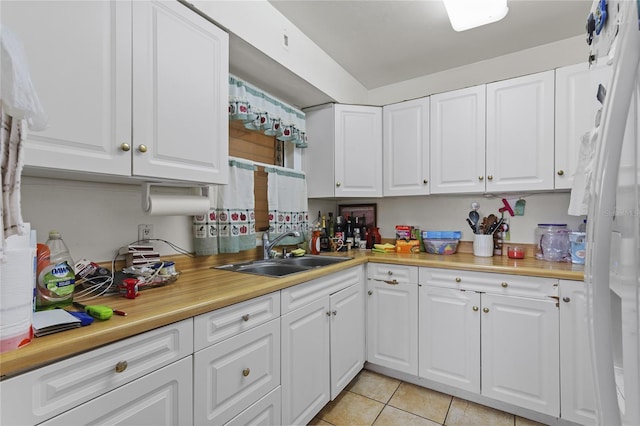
(535, 224, 570, 261)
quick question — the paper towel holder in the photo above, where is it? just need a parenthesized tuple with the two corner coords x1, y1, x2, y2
(141, 182, 210, 214)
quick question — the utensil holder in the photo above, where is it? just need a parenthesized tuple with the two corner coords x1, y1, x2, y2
(473, 234, 494, 257)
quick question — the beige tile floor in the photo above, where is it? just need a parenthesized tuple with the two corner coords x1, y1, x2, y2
(309, 370, 548, 426)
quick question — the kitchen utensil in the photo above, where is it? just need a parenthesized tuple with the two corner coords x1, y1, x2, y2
(466, 218, 477, 233)
(469, 210, 479, 231)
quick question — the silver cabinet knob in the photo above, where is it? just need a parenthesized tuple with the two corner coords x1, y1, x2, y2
(501, 282, 508, 288)
(472, 306, 479, 312)
(483, 307, 490, 313)
(478, 176, 484, 181)
(336, 182, 341, 187)
(138, 144, 148, 153)
(423, 179, 428, 184)
(120, 143, 131, 152)
(563, 297, 571, 303)
(487, 175, 493, 180)
(242, 314, 250, 322)
(557, 170, 565, 176)
(242, 368, 250, 377)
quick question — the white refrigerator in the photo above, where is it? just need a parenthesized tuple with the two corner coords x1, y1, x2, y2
(585, 0, 640, 425)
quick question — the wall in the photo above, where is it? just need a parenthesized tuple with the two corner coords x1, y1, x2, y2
(368, 35, 586, 106)
(310, 192, 586, 245)
(21, 177, 194, 262)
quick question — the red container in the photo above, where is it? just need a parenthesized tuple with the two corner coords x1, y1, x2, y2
(507, 246, 525, 259)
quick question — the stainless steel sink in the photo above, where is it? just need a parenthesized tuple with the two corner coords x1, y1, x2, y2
(280, 256, 351, 268)
(213, 255, 352, 277)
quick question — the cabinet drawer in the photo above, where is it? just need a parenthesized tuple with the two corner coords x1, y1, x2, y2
(40, 356, 193, 426)
(194, 292, 280, 351)
(225, 386, 281, 426)
(194, 319, 280, 425)
(367, 263, 418, 283)
(0, 319, 193, 425)
(419, 267, 558, 298)
(281, 265, 363, 314)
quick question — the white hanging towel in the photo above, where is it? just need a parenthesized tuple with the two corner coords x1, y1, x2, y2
(266, 166, 308, 246)
(568, 129, 599, 216)
(0, 25, 47, 130)
(217, 159, 257, 253)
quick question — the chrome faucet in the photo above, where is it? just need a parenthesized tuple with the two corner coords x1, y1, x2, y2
(262, 230, 301, 259)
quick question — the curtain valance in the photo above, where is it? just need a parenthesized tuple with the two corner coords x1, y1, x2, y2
(229, 75, 307, 148)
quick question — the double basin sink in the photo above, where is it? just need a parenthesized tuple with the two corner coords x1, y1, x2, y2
(213, 255, 352, 277)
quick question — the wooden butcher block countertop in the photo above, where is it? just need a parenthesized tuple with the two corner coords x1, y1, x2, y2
(0, 247, 583, 379)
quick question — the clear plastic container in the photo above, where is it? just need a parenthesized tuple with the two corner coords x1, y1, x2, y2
(36, 230, 76, 310)
(535, 224, 570, 262)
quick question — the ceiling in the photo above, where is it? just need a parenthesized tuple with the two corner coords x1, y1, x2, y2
(229, 0, 593, 108)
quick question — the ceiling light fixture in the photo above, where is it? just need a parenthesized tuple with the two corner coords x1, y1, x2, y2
(443, 0, 509, 32)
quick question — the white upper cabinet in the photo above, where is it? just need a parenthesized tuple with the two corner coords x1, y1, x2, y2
(3, 0, 229, 184)
(383, 98, 430, 196)
(486, 71, 555, 192)
(304, 104, 382, 198)
(555, 62, 612, 189)
(2, 1, 132, 177)
(132, 0, 228, 183)
(430, 85, 486, 194)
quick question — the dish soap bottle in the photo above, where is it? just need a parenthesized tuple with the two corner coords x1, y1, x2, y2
(36, 230, 76, 310)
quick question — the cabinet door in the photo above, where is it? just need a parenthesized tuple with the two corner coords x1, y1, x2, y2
(430, 85, 486, 194)
(281, 296, 330, 425)
(486, 71, 555, 192)
(419, 286, 480, 393)
(334, 104, 382, 197)
(383, 98, 430, 196)
(330, 282, 365, 399)
(559, 280, 596, 425)
(132, 0, 229, 183)
(41, 357, 192, 426)
(193, 319, 280, 425)
(366, 279, 418, 375)
(2, 0, 132, 176)
(481, 293, 559, 416)
(555, 63, 612, 189)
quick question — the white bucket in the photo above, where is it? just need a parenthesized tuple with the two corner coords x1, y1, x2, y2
(0, 224, 36, 353)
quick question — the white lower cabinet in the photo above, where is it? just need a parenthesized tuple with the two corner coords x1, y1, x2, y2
(225, 386, 282, 426)
(559, 280, 597, 425)
(281, 266, 365, 425)
(0, 319, 193, 425)
(41, 357, 193, 426)
(481, 293, 559, 416)
(419, 268, 560, 417)
(366, 264, 419, 375)
(419, 286, 480, 393)
(193, 293, 281, 425)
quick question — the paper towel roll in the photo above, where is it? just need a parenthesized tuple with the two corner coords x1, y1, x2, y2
(145, 194, 210, 216)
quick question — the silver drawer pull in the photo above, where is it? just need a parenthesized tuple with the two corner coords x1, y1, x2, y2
(501, 282, 508, 288)
(242, 368, 250, 377)
(115, 361, 128, 373)
(242, 314, 250, 322)
(383, 279, 399, 285)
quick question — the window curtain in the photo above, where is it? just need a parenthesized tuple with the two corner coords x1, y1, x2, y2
(266, 166, 308, 247)
(229, 75, 307, 148)
(193, 159, 257, 255)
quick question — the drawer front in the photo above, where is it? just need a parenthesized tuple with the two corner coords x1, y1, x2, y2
(194, 319, 280, 425)
(281, 265, 363, 314)
(40, 356, 193, 426)
(225, 386, 281, 426)
(194, 292, 280, 351)
(0, 319, 193, 426)
(367, 263, 418, 283)
(420, 267, 558, 298)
